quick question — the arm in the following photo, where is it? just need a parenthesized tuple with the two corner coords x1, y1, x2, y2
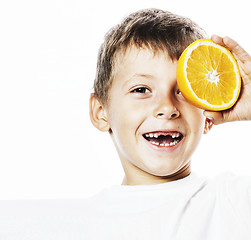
(204, 35, 251, 124)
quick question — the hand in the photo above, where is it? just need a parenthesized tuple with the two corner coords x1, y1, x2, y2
(203, 35, 251, 125)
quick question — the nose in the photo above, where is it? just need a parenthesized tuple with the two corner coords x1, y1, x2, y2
(154, 96, 180, 120)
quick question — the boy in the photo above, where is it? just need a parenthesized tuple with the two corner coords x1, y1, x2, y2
(0, 8, 250, 240)
(88, 8, 251, 239)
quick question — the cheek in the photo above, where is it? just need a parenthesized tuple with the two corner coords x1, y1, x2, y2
(183, 106, 205, 136)
(108, 97, 146, 128)
(108, 105, 135, 144)
(190, 110, 206, 140)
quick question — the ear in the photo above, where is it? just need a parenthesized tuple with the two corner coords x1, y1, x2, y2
(89, 94, 110, 132)
(203, 118, 213, 134)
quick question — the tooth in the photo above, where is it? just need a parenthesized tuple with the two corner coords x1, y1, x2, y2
(149, 133, 154, 138)
(154, 133, 158, 138)
(152, 141, 159, 146)
(145, 134, 149, 137)
(172, 133, 180, 138)
(160, 143, 164, 146)
(164, 143, 170, 147)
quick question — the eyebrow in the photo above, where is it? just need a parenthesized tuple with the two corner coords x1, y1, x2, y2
(123, 73, 154, 88)
(131, 73, 154, 79)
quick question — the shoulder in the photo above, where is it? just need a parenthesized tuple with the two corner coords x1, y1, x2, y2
(189, 172, 251, 214)
(213, 173, 251, 203)
(0, 198, 90, 216)
(0, 199, 90, 239)
(205, 173, 251, 221)
(208, 172, 251, 194)
(201, 172, 251, 199)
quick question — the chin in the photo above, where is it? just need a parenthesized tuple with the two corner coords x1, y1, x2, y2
(144, 161, 190, 179)
(145, 164, 180, 177)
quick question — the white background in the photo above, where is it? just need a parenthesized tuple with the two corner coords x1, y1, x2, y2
(0, 0, 250, 200)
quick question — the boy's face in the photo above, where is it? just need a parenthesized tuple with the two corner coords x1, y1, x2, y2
(91, 46, 211, 185)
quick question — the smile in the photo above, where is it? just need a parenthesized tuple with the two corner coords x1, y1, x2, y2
(143, 131, 184, 147)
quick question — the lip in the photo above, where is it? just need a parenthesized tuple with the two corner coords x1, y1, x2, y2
(142, 130, 184, 152)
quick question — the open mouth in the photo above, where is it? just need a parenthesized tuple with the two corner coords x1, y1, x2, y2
(143, 131, 184, 147)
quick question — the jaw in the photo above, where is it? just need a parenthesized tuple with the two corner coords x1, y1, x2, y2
(120, 149, 191, 185)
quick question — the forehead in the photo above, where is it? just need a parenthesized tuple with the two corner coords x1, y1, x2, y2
(112, 45, 173, 78)
(113, 45, 177, 80)
(115, 44, 172, 63)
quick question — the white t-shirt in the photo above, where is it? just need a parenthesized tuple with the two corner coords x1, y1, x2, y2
(0, 173, 251, 239)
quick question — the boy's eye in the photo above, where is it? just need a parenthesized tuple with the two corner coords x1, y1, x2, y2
(176, 89, 182, 95)
(131, 87, 150, 94)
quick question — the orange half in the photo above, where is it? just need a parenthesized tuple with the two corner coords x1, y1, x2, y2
(177, 39, 241, 111)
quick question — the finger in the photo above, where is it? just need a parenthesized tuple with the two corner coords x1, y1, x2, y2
(211, 35, 226, 47)
(222, 36, 251, 64)
(211, 35, 251, 64)
(222, 37, 251, 85)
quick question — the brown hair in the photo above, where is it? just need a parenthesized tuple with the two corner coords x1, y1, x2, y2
(93, 8, 207, 104)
